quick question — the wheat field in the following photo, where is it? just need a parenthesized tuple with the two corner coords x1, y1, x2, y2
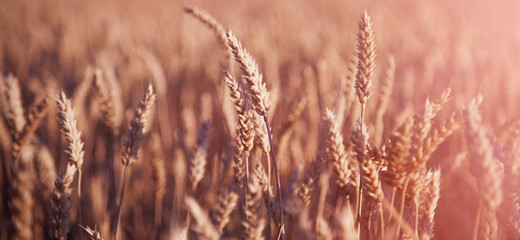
(1, 0, 520, 239)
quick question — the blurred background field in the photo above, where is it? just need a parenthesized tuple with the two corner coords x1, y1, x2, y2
(1, 0, 520, 239)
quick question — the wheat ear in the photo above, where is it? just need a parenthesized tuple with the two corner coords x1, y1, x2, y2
(49, 163, 77, 240)
(189, 120, 211, 192)
(226, 29, 285, 237)
(419, 169, 441, 240)
(212, 190, 239, 233)
(115, 84, 156, 240)
(57, 91, 86, 238)
(224, 71, 254, 189)
(355, 11, 376, 126)
(0, 74, 26, 143)
(323, 109, 351, 190)
(464, 97, 502, 239)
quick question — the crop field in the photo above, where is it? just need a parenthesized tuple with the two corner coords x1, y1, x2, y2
(1, 0, 520, 239)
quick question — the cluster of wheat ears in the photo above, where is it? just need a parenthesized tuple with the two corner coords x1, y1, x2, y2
(1, 3, 519, 240)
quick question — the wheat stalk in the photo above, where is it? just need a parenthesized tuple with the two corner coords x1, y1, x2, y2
(243, 174, 266, 240)
(115, 84, 156, 240)
(56, 91, 86, 238)
(226, 28, 285, 237)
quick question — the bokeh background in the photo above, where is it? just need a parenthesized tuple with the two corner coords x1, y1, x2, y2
(1, 0, 520, 239)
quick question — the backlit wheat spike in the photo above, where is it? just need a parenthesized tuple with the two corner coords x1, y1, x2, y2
(225, 71, 254, 186)
(355, 11, 376, 107)
(121, 84, 156, 166)
(360, 156, 384, 208)
(226, 29, 271, 116)
(57, 91, 85, 169)
(56, 91, 85, 235)
(224, 71, 254, 155)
